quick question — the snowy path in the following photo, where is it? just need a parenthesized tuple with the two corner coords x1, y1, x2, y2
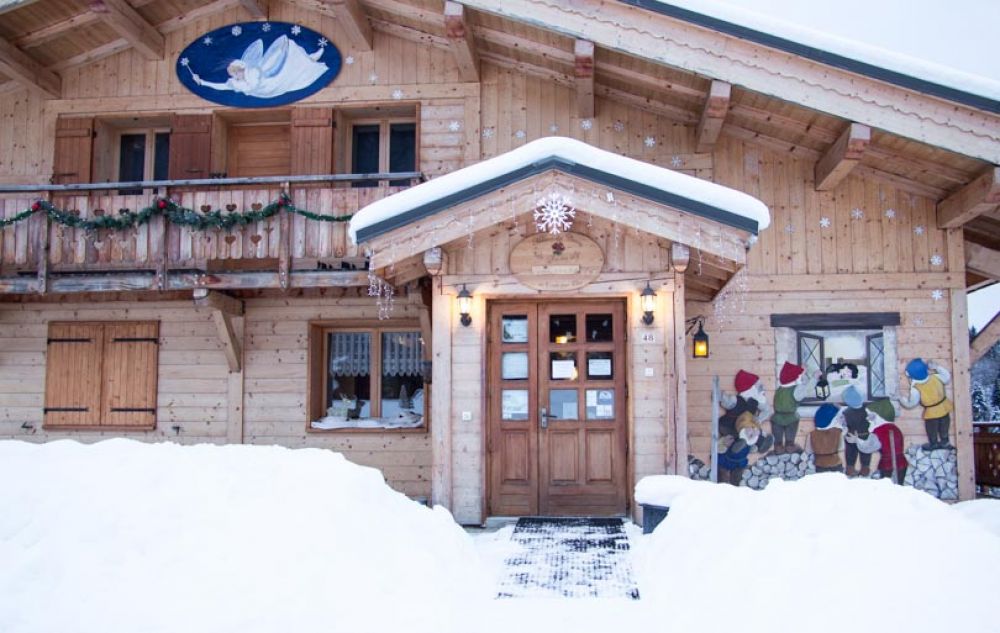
(494, 518, 640, 599)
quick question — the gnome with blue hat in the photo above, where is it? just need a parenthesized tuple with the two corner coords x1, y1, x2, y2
(841, 385, 873, 477)
(803, 403, 845, 473)
(900, 358, 954, 451)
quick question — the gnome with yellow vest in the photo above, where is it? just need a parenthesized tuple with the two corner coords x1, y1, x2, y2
(900, 358, 954, 451)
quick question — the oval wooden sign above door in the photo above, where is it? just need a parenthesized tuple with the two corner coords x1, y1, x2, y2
(509, 232, 605, 291)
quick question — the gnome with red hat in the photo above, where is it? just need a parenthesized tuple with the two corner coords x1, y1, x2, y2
(719, 369, 774, 455)
(769, 361, 818, 454)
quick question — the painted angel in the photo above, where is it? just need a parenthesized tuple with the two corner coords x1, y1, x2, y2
(191, 35, 327, 99)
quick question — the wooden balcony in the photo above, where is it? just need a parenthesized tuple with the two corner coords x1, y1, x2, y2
(0, 174, 420, 294)
(974, 422, 1000, 495)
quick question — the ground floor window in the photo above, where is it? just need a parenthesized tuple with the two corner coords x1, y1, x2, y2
(308, 323, 426, 430)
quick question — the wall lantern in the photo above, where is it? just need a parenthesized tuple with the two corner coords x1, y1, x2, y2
(640, 283, 657, 325)
(815, 373, 831, 400)
(686, 315, 710, 359)
(457, 284, 473, 327)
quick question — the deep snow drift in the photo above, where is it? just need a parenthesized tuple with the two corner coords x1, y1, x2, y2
(2, 441, 998, 633)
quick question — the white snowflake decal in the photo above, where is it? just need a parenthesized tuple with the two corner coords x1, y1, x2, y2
(851, 207, 864, 220)
(202, 36, 213, 45)
(448, 121, 461, 132)
(613, 120, 625, 133)
(884, 208, 896, 219)
(784, 223, 795, 234)
(514, 129, 526, 139)
(580, 119, 593, 130)
(261, 23, 271, 32)
(291, 25, 302, 36)
(549, 123, 559, 133)
(670, 156, 684, 168)
(819, 217, 831, 228)
(930, 254, 943, 267)
(931, 289, 944, 302)
(644, 136, 656, 148)
(369, 73, 379, 84)
(391, 89, 404, 100)
(179, 57, 190, 67)
(482, 127, 495, 139)
(318, 37, 329, 48)
(345, 55, 355, 65)
(914, 225, 925, 235)
(231, 26, 242, 36)
(534, 193, 575, 235)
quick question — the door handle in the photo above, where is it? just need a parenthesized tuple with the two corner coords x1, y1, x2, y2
(540, 406, 549, 429)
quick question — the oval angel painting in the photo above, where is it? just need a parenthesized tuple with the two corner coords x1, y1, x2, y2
(177, 22, 341, 108)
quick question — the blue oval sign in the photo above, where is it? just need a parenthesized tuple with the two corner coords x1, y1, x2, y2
(176, 22, 341, 108)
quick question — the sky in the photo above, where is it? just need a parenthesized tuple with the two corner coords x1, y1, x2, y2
(970, 284, 1000, 333)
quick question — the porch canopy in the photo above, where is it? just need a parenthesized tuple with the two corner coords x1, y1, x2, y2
(350, 137, 771, 299)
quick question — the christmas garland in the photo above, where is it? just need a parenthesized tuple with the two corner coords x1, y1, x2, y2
(0, 192, 354, 232)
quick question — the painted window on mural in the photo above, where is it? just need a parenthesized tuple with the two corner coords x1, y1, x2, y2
(310, 326, 425, 431)
(797, 329, 885, 403)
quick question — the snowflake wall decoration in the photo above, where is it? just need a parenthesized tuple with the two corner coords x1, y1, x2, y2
(670, 156, 684, 168)
(784, 223, 795, 234)
(231, 26, 242, 36)
(884, 208, 896, 219)
(930, 254, 943, 267)
(914, 225, 925, 235)
(931, 289, 943, 302)
(345, 55, 355, 65)
(202, 36, 213, 45)
(391, 89, 404, 100)
(514, 129, 526, 139)
(851, 207, 864, 220)
(482, 127, 495, 139)
(368, 73, 379, 84)
(448, 121, 461, 132)
(613, 120, 625, 133)
(290, 25, 302, 35)
(644, 136, 656, 148)
(549, 123, 559, 133)
(534, 193, 575, 235)
(580, 119, 593, 130)
(819, 217, 831, 228)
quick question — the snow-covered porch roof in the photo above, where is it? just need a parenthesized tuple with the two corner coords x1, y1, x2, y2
(350, 137, 769, 276)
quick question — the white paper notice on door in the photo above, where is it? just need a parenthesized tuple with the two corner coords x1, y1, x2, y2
(551, 359, 576, 379)
(588, 358, 612, 377)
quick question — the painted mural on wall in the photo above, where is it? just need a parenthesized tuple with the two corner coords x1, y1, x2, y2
(703, 358, 959, 500)
(176, 22, 342, 108)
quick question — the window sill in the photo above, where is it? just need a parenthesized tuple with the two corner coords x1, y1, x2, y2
(307, 417, 427, 434)
(41, 424, 157, 432)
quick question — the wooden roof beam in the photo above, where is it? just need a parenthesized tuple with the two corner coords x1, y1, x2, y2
(574, 39, 595, 118)
(444, 1, 479, 82)
(972, 311, 1000, 363)
(938, 167, 1000, 229)
(89, 0, 164, 61)
(966, 241, 1000, 280)
(0, 36, 60, 98)
(814, 122, 870, 191)
(238, 0, 266, 19)
(695, 80, 731, 153)
(329, 0, 373, 51)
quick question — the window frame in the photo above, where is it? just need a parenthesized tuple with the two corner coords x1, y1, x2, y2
(794, 327, 885, 405)
(307, 320, 428, 433)
(345, 115, 419, 178)
(112, 126, 171, 194)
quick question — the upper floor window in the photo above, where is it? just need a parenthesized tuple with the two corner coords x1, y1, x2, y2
(350, 119, 416, 187)
(117, 129, 170, 194)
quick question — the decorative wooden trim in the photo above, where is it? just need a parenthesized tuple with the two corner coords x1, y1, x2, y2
(329, 0, 373, 51)
(574, 39, 595, 119)
(193, 289, 244, 316)
(965, 241, 1000, 280)
(814, 123, 870, 191)
(769, 312, 901, 329)
(0, 35, 60, 98)
(695, 80, 730, 153)
(444, 1, 480, 82)
(937, 167, 1000, 229)
(88, 0, 165, 61)
(972, 312, 1000, 364)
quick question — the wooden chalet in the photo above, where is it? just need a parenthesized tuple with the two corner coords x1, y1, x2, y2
(0, 0, 997, 522)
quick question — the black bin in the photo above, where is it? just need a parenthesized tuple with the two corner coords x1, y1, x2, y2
(641, 503, 670, 534)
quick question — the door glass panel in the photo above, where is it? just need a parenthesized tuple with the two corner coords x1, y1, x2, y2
(501, 389, 529, 420)
(501, 315, 529, 343)
(351, 124, 380, 188)
(549, 351, 577, 380)
(501, 352, 529, 380)
(549, 314, 577, 344)
(586, 313, 613, 342)
(549, 389, 578, 420)
(586, 351, 613, 379)
(586, 389, 615, 419)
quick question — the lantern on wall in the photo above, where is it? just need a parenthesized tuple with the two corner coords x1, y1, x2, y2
(692, 320, 710, 359)
(640, 283, 656, 325)
(457, 285, 473, 327)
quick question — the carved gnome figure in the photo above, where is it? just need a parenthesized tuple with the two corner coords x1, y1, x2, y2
(717, 409, 763, 486)
(769, 361, 815, 455)
(719, 369, 774, 454)
(846, 407, 908, 485)
(900, 358, 954, 451)
(803, 403, 845, 473)
(841, 385, 873, 477)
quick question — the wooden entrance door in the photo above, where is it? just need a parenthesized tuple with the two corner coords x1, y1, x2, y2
(488, 300, 627, 516)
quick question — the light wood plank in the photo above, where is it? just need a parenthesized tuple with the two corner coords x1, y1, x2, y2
(0, 36, 60, 98)
(937, 167, 1000, 229)
(88, 0, 165, 61)
(444, 1, 480, 82)
(814, 122, 870, 191)
(573, 39, 595, 119)
(971, 312, 1000, 363)
(965, 241, 1000, 280)
(329, 0, 373, 51)
(695, 80, 730, 153)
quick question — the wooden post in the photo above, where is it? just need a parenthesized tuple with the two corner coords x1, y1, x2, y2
(226, 315, 245, 444)
(278, 188, 291, 291)
(710, 375, 720, 483)
(946, 230, 975, 500)
(673, 272, 689, 475)
(33, 194, 50, 294)
(150, 213, 168, 290)
(430, 274, 453, 509)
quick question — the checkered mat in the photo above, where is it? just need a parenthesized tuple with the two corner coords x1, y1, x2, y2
(495, 517, 640, 599)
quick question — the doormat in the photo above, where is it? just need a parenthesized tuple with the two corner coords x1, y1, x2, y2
(495, 517, 640, 599)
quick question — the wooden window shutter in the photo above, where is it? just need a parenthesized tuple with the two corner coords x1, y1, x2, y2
(43, 323, 103, 427)
(290, 107, 334, 175)
(52, 117, 94, 184)
(101, 322, 159, 428)
(168, 114, 213, 180)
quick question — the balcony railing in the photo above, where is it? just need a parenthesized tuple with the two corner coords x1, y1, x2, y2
(0, 173, 421, 294)
(974, 422, 1000, 496)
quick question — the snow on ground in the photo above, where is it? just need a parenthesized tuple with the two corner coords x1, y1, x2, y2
(2, 440, 998, 633)
(954, 498, 1000, 538)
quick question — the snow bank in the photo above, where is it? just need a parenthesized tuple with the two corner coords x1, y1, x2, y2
(349, 136, 771, 243)
(635, 474, 1000, 633)
(955, 498, 1000, 538)
(0, 440, 486, 633)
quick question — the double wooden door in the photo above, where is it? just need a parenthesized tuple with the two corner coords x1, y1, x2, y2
(488, 300, 627, 516)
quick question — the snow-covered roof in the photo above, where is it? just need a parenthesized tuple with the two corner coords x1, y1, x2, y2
(641, 0, 1000, 108)
(349, 137, 770, 244)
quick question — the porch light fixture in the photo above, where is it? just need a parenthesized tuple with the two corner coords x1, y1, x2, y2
(640, 283, 656, 325)
(686, 315, 710, 359)
(457, 285, 473, 327)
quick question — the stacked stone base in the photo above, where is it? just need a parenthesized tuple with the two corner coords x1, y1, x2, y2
(687, 445, 958, 500)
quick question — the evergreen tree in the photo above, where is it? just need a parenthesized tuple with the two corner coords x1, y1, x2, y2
(972, 383, 991, 421)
